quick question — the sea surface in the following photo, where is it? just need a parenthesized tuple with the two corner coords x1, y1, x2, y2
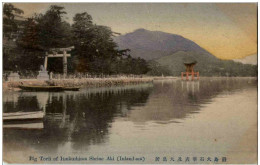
(3, 77, 257, 164)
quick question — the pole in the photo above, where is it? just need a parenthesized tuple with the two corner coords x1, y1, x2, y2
(61, 93, 66, 128)
(44, 52, 48, 70)
(63, 50, 67, 78)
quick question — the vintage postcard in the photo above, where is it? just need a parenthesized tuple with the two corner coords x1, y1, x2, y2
(2, 2, 257, 164)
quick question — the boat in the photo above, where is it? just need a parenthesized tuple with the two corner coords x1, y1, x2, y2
(18, 85, 80, 91)
(3, 111, 44, 122)
(63, 87, 80, 91)
(3, 122, 44, 129)
(3, 111, 44, 129)
(18, 85, 64, 91)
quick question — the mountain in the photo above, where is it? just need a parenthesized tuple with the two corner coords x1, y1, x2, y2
(114, 28, 215, 60)
(114, 29, 257, 76)
(233, 54, 257, 65)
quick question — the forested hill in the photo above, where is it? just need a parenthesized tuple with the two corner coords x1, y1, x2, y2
(154, 51, 257, 76)
(114, 29, 257, 77)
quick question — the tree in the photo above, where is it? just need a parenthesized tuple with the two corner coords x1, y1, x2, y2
(3, 3, 24, 71)
(72, 12, 118, 74)
(147, 61, 171, 76)
(5, 6, 151, 75)
(72, 12, 150, 75)
(17, 5, 73, 73)
(35, 5, 72, 49)
(3, 3, 24, 37)
(18, 18, 40, 49)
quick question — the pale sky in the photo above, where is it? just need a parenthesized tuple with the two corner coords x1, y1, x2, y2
(12, 3, 257, 60)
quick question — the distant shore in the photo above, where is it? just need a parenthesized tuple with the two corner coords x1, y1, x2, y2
(3, 77, 155, 91)
(3, 76, 257, 92)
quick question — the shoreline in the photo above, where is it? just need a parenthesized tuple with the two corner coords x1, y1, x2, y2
(3, 77, 155, 91)
(2, 76, 257, 92)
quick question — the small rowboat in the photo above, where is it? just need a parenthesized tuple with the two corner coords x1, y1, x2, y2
(18, 85, 64, 91)
(18, 85, 80, 91)
(3, 111, 44, 129)
(63, 87, 80, 91)
(3, 111, 44, 122)
(4, 122, 44, 129)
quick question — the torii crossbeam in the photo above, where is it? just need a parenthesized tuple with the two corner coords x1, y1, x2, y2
(44, 46, 74, 77)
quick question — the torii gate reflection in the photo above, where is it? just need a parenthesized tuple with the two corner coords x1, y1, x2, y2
(181, 80, 200, 95)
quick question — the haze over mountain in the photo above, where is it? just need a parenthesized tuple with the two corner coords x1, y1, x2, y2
(114, 29, 257, 76)
(233, 54, 257, 65)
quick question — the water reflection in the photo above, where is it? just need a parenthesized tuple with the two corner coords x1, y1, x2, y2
(3, 78, 257, 156)
(3, 83, 153, 154)
(127, 78, 257, 124)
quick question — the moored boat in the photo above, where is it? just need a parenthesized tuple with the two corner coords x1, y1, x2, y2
(3, 111, 44, 122)
(3, 122, 44, 129)
(18, 85, 64, 91)
(18, 85, 80, 91)
(63, 87, 80, 91)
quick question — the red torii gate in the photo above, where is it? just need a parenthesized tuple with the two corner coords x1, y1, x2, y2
(181, 61, 199, 81)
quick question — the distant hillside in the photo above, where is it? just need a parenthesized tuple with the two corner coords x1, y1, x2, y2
(154, 51, 217, 76)
(114, 28, 215, 60)
(153, 51, 257, 76)
(115, 29, 257, 77)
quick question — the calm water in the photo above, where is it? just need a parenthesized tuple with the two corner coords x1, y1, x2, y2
(3, 78, 257, 164)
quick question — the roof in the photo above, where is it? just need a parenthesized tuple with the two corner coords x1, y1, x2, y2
(183, 56, 197, 65)
(49, 46, 75, 52)
(183, 61, 197, 65)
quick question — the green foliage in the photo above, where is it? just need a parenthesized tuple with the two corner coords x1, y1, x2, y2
(154, 51, 257, 77)
(3, 3, 24, 19)
(35, 6, 72, 49)
(16, 5, 73, 73)
(4, 5, 150, 75)
(18, 18, 40, 49)
(3, 47, 21, 71)
(147, 61, 172, 76)
(17, 5, 73, 51)
(3, 3, 24, 36)
(72, 12, 149, 75)
(3, 3, 24, 71)
(72, 12, 118, 73)
(214, 60, 257, 77)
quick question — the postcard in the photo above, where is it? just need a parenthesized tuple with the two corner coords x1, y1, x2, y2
(2, 2, 257, 164)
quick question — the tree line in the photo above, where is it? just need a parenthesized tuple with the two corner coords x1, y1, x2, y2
(3, 4, 150, 75)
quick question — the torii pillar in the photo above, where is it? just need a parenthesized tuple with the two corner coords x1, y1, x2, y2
(63, 50, 68, 76)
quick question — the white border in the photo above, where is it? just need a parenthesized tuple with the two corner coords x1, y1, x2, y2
(1, 0, 259, 2)
(0, 1, 259, 165)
